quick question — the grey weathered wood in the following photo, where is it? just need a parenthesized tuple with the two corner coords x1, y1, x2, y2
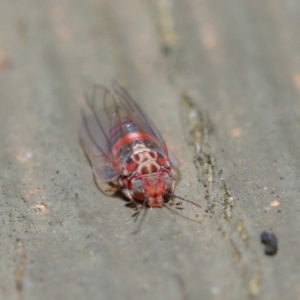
(0, 0, 299, 299)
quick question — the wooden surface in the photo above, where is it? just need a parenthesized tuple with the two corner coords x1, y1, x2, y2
(1, 0, 300, 299)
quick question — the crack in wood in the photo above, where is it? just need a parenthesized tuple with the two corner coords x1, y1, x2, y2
(179, 90, 262, 298)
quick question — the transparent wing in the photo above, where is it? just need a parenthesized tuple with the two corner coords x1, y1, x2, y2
(112, 84, 169, 156)
(79, 85, 120, 181)
(79, 84, 176, 182)
(112, 84, 178, 166)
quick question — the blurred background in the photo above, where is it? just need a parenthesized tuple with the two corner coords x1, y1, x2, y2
(0, 0, 300, 299)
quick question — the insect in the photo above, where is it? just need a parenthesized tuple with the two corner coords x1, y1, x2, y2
(79, 84, 178, 209)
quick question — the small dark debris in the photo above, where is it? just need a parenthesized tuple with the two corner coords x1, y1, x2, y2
(195, 213, 200, 220)
(56, 170, 59, 174)
(261, 231, 278, 255)
(175, 206, 184, 210)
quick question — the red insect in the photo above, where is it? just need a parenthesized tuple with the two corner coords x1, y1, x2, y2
(79, 84, 178, 209)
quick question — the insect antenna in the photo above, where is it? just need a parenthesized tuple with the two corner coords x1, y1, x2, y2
(166, 193, 202, 209)
(162, 193, 202, 222)
(163, 204, 200, 222)
(131, 199, 148, 234)
(133, 198, 148, 222)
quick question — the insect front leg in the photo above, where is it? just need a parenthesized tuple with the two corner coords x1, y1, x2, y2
(123, 189, 142, 210)
(167, 178, 179, 208)
(168, 179, 176, 202)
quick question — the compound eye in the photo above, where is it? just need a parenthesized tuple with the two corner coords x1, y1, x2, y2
(132, 179, 143, 194)
(163, 174, 172, 189)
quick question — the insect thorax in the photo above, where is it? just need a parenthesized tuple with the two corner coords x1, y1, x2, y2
(123, 143, 167, 174)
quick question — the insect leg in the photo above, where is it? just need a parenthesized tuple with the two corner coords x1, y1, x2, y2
(169, 179, 176, 202)
(123, 189, 142, 209)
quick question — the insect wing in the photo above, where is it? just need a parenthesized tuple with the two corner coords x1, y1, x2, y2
(80, 84, 178, 182)
(79, 85, 119, 181)
(112, 85, 169, 156)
